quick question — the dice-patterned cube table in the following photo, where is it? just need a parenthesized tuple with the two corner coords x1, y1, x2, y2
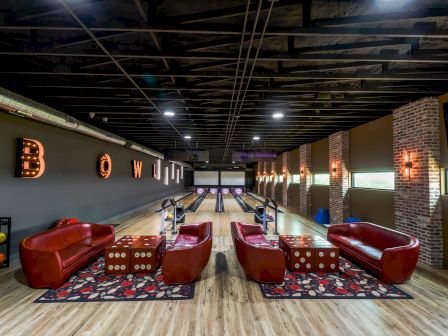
(279, 235, 315, 273)
(279, 235, 339, 273)
(314, 241, 339, 272)
(130, 235, 166, 273)
(105, 237, 133, 274)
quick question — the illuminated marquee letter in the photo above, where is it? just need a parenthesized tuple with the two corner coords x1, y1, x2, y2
(132, 160, 143, 178)
(16, 138, 46, 178)
(152, 164, 157, 178)
(98, 154, 112, 178)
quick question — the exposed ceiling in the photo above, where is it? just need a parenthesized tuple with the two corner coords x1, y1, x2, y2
(1, 0, 448, 162)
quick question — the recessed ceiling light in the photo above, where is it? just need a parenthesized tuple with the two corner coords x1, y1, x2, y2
(232, 161, 236, 164)
(184, 135, 191, 140)
(253, 136, 260, 141)
(273, 112, 283, 119)
(164, 110, 175, 117)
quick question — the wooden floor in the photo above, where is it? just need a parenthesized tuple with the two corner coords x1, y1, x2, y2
(1, 193, 448, 336)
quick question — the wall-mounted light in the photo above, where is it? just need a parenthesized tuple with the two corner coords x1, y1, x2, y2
(283, 169, 287, 176)
(300, 166, 304, 178)
(332, 162, 337, 177)
(404, 151, 413, 179)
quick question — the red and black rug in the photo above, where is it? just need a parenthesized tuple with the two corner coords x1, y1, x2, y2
(260, 241, 412, 300)
(35, 259, 194, 303)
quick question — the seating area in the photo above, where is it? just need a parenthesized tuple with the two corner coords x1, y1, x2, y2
(2, 0, 448, 335)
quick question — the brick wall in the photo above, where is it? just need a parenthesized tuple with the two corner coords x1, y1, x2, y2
(329, 131, 350, 224)
(393, 97, 443, 268)
(300, 144, 312, 216)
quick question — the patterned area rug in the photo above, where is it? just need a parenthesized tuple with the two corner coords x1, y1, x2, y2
(35, 243, 195, 303)
(260, 241, 412, 300)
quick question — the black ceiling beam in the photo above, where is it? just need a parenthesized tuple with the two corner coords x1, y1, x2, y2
(314, 8, 448, 27)
(2, 50, 447, 64)
(27, 84, 445, 94)
(5, 69, 448, 81)
(3, 25, 448, 40)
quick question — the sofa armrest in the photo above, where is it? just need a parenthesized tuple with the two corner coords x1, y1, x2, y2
(90, 223, 115, 237)
(19, 243, 64, 288)
(381, 238, 420, 283)
(238, 222, 264, 236)
(327, 223, 351, 236)
(243, 243, 285, 284)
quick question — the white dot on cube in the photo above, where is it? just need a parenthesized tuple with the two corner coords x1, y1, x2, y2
(306, 263, 311, 269)
(294, 252, 300, 257)
(108, 265, 113, 270)
(140, 264, 145, 269)
(295, 263, 300, 269)
(330, 252, 335, 258)
(319, 263, 324, 269)
(114, 265, 119, 270)
(306, 251, 311, 257)
(120, 253, 126, 258)
(147, 252, 152, 258)
(300, 257, 305, 263)
(108, 253, 114, 258)
(114, 253, 120, 258)
(147, 264, 152, 269)
(141, 252, 146, 258)
(330, 264, 336, 269)
(319, 252, 324, 257)
(120, 265, 126, 270)
(135, 264, 140, 270)
(134, 252, 140, 258)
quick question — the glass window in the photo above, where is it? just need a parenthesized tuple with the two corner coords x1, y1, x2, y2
(313, 173, 330, 186)
(352, 172, 394, 190)
(268, 175, 272, 182)
(278, 175, 283, 183)
(292, 174, 300, 184)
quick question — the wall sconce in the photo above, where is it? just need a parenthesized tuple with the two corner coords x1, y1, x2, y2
(404, 151, 413, 179)
(300, 166, 304, 177)
(282, 169, 287, 176)
(332, 162, 337, 177)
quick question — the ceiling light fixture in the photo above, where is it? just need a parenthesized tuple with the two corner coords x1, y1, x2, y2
(253, 136, 260, 141)
(164, 110, 175, 117)
(273, 112, 283, 119)
(184, 135, 191, 140)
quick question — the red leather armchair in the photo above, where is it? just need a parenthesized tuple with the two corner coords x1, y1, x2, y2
(231, 222, 285, 284)
(327, 222, 419, 284)
(20, 223, 114, 289)
(162, 222, 212, 285)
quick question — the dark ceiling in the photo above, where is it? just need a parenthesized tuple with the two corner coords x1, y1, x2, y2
(1, 0, 448, 162)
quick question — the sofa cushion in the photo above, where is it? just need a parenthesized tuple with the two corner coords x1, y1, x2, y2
(77, 235, 112, 248)
(244, 234, 271, 247)
(350, 244, 383, 267)
(328, 234, 364, 249)
(59, 245, 92, 268)
(174, 234, 200, 247)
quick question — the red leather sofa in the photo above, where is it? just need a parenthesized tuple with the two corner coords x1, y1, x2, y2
(327, 222, 419, 284)
(231, 221, 285, 284)
(20, 222, 115, 289)
(162, 221, 212, 285)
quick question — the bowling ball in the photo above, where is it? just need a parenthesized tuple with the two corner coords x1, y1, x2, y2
(0, 232, 6, 244)
(0, 252, 6, 264)
(167, 213, 174, 219)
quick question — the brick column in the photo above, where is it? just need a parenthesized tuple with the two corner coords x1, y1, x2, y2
(270, 161, 276, 198)
(329, 131, 350, 224)
(393, 97, 443, 268)
(299, 144, 312, 216)
(282, 152, 289, 206)
(256, 161, 262, 194)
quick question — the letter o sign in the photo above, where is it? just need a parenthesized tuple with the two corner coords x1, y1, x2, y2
(98, 154, 112, 178)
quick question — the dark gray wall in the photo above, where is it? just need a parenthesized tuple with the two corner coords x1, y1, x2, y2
(311, 138, 329, 173)
(311, 185, 329, 216)
(0, 112, 184, 253)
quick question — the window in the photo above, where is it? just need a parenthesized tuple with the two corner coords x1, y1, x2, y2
(171, 163, 175, 180)
(267, 175, 272, 182)
(313, 173, 330, 186)
(156, 159, 161, 180)
(351, 172, 394, 190)
(277, 175, 283, 183)
(164, 166, 169, 185)
(176, 169, 180, 184)
(292, 174, 300, 184)
(180, 166, 184, 179)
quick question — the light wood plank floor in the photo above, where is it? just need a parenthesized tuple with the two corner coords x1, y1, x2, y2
(1, 193, 448, 336)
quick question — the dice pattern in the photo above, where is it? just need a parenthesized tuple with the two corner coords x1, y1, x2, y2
(104, 238, 132, 274)
(279, 235, 339, 273)
(130, 236, 166, 274)
(105, 235, 165, 274)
